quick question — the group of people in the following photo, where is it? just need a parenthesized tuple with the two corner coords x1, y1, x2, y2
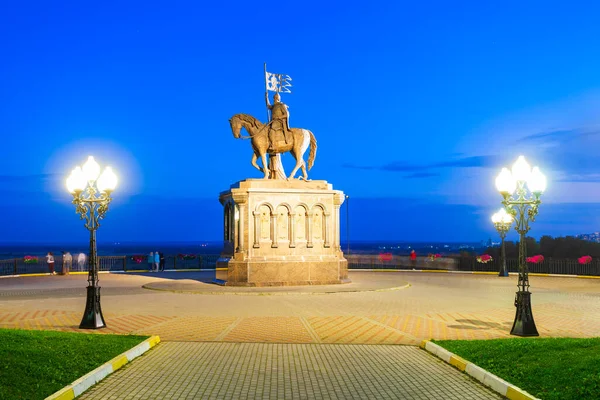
(45, 251, 87, 275)
(148, 251, 165, 272)
(44, 251, 166, 274)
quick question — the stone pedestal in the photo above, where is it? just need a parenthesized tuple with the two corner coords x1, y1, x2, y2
(216, 179, 349, 286)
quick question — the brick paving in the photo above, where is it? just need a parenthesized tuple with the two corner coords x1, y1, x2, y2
(1, 271, 597, 398)
(79, 342, 501, 399)
(1, 272, 598, 343)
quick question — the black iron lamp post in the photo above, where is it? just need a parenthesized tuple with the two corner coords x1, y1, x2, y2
(345, 195, 350, 255)
(67, 156, 118, 329)
(492, 208, 513, 277)
(495, 155, 546, 337)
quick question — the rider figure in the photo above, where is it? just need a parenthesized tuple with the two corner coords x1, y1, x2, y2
(265, 92, 290, 152)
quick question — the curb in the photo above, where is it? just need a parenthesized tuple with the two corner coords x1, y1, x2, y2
(352, 268, 600, 279)
(141, 282, 411, 296)
(419, 340, 540, 400)
(45, 335, 160, 400)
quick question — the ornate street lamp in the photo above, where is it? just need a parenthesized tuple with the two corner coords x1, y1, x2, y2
(66, 156, 118, 329)
(492, 208, 513, 277)
(495, 155, 546, 337)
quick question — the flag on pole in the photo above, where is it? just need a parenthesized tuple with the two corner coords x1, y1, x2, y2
(265, 71, 292, 93)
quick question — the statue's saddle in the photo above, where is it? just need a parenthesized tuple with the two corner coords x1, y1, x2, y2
(270, 127, 289, 152)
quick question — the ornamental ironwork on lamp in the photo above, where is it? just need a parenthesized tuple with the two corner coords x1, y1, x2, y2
(491, 208, 513, 277)
(67, 156, 118, 329)
(495, 155, 546, 336)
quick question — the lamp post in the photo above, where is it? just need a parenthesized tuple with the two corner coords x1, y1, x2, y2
(495, 155, 546, 337)
(345, 195, 350, 255)
(491, 208, 513, 277)
(66, 156, 118, 329)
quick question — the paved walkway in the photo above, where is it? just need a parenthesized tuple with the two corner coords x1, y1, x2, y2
(79, 342, 501, 399)
(1, 271, 598, 344)
(1, 271, 598, 398)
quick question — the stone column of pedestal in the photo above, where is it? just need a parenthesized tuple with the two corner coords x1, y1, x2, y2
(333, 193, 345, 251)
(307, 210, 314, 248)
(230, 202, 236, 242)
(271, 212, 278, 248)
(252, 211, 261, 248)
(232, 193, 248, 253)
(224, 203, 230, 241)
(289, 212, 296, 248)
(323, 211, 331, 248)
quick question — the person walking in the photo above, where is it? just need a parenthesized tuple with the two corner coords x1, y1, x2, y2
(154, 251, 160, 272)
(62, 251, 72, 275)
(77, 253, 87, 271)
(148, 252, 154, 272)
(410, 250, 417, 269)
(46, 252, 55, 275)
(159, 252, 165, 271)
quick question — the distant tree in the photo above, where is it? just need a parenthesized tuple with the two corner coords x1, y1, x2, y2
(539, 235, 554, 256)
(504, 241, 517, 258)
(484, 246, 499, 259)
(469, 235, 600, 261)
(525, 236, 539, 256)
(459, 250, 475, 258)
(528, 236, 600, 258)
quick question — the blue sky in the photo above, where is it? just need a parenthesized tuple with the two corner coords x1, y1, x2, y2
(1, 1, 600, 243)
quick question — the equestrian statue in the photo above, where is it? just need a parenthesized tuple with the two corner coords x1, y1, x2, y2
(228, 65, 317, 180)
(229, 112, 317, 180)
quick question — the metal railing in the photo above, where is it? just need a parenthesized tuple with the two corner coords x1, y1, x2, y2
(454, 256, 600, 276)
(0, 254, 222, 276)
(1, 254, 598, 277)
(352, 254, 600, 276)
(345, 255, 458, 270)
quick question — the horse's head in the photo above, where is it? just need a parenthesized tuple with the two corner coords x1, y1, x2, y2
(229, 115, 242, 139)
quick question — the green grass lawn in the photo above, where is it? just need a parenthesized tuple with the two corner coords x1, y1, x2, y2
(0, 328, 148, 400)
(434, 337, 600, 400)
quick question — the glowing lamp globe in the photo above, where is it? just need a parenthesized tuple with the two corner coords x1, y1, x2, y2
(66, 166, 87, 193)
(97, 167, 118, 193)
(499, 208, 513, 224)
(82, 156, 101, 183)
(511, 156, 531, 183)
(528, 166, 547, 194)
(491, 211, 502, 224)
(495, 168, 516, 194)
(66, 175, 75, 194)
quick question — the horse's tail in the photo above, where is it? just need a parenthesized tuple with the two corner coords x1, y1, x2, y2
(307, 130, 317, 170)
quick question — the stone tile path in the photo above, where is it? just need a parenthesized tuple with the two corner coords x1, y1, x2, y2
(1, 272, 598, 344)
(79, 342, 501, 399)
(2, 271, 597, 398)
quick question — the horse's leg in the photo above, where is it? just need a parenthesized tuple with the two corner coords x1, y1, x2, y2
(260, 152, 269, 179)
(300, 161, 308, 180)
(288, 147, 303, 180)
(297, 129, 310, 180)
(251, 153, 261, 172)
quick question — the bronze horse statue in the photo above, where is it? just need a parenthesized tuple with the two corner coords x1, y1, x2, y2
(229, 113, 317, 180)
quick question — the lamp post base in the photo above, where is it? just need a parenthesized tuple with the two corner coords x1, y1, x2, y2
(498, 269, 509, 277)
(510, 290, 539, 336)
(79, 286, 106, 329)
